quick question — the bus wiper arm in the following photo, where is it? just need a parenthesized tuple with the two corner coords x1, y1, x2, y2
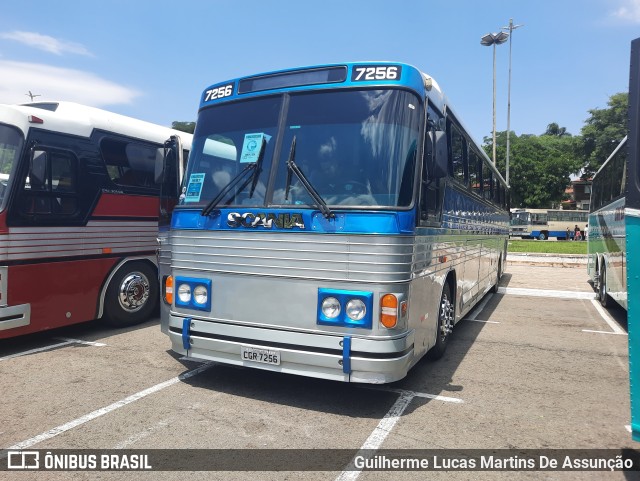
(201, 163, 256, 217)
(201, 135, 268, 217)
(284, 136, 335, 219)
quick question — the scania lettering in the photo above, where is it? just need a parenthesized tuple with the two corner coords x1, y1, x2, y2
(159, 62, 509, 383)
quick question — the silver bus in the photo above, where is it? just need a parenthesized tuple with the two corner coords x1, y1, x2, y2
(158, 62, 509, 383)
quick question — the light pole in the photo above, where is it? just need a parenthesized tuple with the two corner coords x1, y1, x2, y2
(501, 19, 524, 187)
(480, 31, 509, 166)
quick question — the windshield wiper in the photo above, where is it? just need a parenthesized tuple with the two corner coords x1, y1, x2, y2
(284, 136, 335, 219)
(201, 137, 267, 217)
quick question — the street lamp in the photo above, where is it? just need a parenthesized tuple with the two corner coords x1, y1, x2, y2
(501, 19, 524, 187)
(480, 31, 509, 166)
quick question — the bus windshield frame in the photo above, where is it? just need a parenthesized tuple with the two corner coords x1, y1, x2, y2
(180, 88, 423, 211)
(0, 123, 24, 213)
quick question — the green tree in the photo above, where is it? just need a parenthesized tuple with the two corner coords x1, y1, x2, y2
(172, 121, 195, 134)
(486, 129, 582, 208)
(579, 92, 628, 178)
(543, 122, 571, 137)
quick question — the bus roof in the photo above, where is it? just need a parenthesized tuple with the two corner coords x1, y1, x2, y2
(0, 101, 191, 146)
(195, 61, 503, 183)
(199, 61, 446, 111)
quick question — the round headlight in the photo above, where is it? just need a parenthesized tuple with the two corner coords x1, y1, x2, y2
(177, 283, 191, 303)
(193, 285, 208, 305)
(346, 299, 366, 321)
(321, 297, 341, 319)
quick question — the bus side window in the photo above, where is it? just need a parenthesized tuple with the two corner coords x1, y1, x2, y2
(20, 149, 78, 216)
(469, 150, 481, 196)
(420, 103, 443, 224)
(101, 137, 159, 191)
(448, 122, 466, 185)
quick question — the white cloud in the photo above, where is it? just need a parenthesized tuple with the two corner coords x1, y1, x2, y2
(612, 0, 640, 23)
(0, 60, 140, 106)
(1, 31, 92, 56)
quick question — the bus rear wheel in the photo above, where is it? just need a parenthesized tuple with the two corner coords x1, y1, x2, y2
(104, 262, 158, 327)
(598, 262, 609, 308)
(428, 283, 454, 360)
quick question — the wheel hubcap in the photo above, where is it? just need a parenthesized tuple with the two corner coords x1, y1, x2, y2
(118, 272, 150, 313)
(439, 294, 454, 339)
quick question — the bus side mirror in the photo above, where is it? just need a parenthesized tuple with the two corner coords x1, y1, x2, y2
(430, 131, 448, 179)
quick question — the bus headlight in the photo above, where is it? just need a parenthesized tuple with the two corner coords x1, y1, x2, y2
(317, 288, 372, 329)
(321, 297, 341, 319)
(346, 299, 366, 321)
(174, 277, 212, 311)
(193, 285, 208, 306)
(177, 283, 192, 303)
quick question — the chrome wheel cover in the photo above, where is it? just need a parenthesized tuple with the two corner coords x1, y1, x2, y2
(118, 272, 150, 313)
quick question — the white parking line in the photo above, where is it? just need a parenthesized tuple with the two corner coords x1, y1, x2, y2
(586, 299, 626, 335)
(335, 390, 415, 481)
(467, 319, 501, 324)
(0, 340, 74, 361)
(54, 337, 107, 346)
(0, 338, 106, 361)
(364, 386, 463, 404)
(498, 287, 595, 300)
(5, 363, 214, 450)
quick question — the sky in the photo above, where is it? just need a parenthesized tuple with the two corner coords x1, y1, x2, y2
(1, 0, 639, 145)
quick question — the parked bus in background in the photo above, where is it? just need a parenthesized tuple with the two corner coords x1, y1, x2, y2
(509, 208, 588, 240)
(0, 102, 192, 339)
(626, 37, 640, 442)
(587, 137, 626, 309)
(158, 62, 509, 383)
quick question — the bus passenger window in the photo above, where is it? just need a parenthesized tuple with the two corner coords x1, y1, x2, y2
(101, 138, 159, 191)
(449, 124, 466, 185)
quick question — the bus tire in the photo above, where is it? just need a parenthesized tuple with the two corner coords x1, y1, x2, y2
(428, 283, 454, 360)
(103, 261, 158, 327)
(492, 257, 503, 293)
(598, 262, 609, 308)
(538, 232, 547, 240)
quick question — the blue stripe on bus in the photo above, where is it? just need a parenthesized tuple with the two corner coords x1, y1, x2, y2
(172, 209, 416, 235)
(342, 336, 352, 374)
(199, 62, 427, 109)
(182, 318, 191, 351)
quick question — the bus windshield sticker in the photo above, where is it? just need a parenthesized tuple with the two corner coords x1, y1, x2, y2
(184, 173, 206, 203)
(240, 133, 267, 163)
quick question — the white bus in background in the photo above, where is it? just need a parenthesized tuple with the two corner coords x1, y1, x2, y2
(510, 208, 588, 240)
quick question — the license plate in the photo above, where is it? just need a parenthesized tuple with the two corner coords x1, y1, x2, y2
(240, 346, 281, 365)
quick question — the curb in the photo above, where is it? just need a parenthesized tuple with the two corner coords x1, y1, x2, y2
(507, 253, 587, 268)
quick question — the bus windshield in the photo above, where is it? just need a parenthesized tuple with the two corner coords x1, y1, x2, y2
(182, 88, 422, 209)
(0, 124, 23, 212)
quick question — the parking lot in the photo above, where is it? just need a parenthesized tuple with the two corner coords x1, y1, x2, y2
(0, 262, 636, 480)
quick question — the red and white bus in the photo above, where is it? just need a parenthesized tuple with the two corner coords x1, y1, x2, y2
(0, 102, 192, 339)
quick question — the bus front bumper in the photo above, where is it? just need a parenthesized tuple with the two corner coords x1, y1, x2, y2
(167, 315, 414, 384)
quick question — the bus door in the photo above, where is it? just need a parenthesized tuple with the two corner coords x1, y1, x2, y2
(157, 135, 184, 334)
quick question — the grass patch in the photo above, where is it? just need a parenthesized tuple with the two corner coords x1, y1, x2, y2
(508, 238, 587, 254)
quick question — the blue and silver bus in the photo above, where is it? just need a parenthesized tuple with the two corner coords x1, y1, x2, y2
(158, 62, 509, 383)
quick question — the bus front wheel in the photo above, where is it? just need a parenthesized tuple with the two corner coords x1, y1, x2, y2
(537, 232, 547, 240)
(104, 262, 158, 327)
(428, 283, 454, 360)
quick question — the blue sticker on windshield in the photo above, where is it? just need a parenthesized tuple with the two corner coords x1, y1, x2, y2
(240, 133, 266, 164)
(184, 173, 206, 203)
